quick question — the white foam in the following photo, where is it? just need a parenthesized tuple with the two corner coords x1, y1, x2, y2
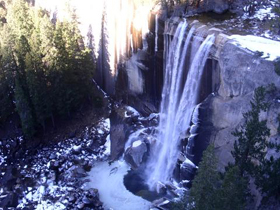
(87, 161, 150, 210)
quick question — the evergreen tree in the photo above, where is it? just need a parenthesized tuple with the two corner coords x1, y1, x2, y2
(25, 9, 53, 130)
(0, 15, 16, 125)
(0, 50, 14, 125)
(0, 0, 96, 137)
(172, 147, 251, 210)
(7, 0, 34, 39)
(231, 86, 280, 203)
(217, 166, 250, 210)
(255, 156, 280, 201)
(188, 144, 221, 210)
(13, 36, 36, 138)
(97, 3, 111, 92)
(232, 86, 270, 175)
(272, 0, 280, 34)
(87, 24, 96, 61)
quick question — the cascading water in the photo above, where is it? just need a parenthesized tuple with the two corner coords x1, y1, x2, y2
(145, 20, 216, 189)
(155, 14, 159, 52)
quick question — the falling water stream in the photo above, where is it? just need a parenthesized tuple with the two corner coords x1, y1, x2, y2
(145, 22, 215, 189)
(155, 14, 159, 52)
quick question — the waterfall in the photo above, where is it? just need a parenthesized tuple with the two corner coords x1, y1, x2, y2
(145, 20, 216, 189)
(155, 14, 158, 52)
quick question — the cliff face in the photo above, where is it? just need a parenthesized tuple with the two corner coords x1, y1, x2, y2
(147, 11, 280, 170)
(211, 39, 280, 170)
(113, 8, 168, 115)
(118, 8, 280, 169)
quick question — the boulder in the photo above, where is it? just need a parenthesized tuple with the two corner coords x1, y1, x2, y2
(172, 0, 233, 16)
(180, 158, 197, 181)
(152, 198, 171, 210)
(110, 105, 142, 160)
(110, 107, 128, 160)
(0, 192, 19, 208)
(198, 0, 231, 14)
(124, 141, 148, 169)
(1, 167, 18, 191)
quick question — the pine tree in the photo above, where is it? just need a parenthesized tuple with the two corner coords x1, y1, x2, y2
(231, 86, 280, 203)
(172, 147, 250, 210)
(52, 21, 69, 116)
(0, 10, 16, 125)
(7, 0, 34, 39)
(232, 86, 270, 175)
(97, 3, 111, 93)
(87, 24, 96, 61)
(0, 0, 96, 137)
(0, 50, 14, 125)
(218, 166, 250, 210)
(188, 144, 221, 210)
(272, 0, 280, 35)
(13, 36, 36, 137)
(255, 156, 280, 202)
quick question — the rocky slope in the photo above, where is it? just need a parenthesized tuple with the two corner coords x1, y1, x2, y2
(0, 118, 111, 209)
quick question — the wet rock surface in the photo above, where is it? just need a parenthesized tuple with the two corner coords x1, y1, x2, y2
(110, 104, 159, 162)
(124, 141, 148, 169)
(0, 118, 111, 209)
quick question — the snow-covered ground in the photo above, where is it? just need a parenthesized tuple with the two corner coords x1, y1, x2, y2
(190, 3, 280, 41)
(1, 118, 111, 209)
(230, 35, 280, 61)
(243, 5, 276, 21)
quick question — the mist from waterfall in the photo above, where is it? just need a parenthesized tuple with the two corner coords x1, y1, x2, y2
(145, 20, 215, 189)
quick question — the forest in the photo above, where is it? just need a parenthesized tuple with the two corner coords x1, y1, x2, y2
(0, 0, 95, 138)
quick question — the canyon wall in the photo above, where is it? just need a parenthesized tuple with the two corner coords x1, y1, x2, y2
(117, 11, 280, 174)
(160, 15, 280, 172)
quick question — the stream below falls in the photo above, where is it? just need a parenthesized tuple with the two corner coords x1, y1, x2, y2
(86, 161, 151, 210)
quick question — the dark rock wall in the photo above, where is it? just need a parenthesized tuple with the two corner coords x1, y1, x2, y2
(112, 10, 167, 115)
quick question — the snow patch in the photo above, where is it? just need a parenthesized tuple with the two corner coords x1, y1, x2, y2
(132, 140, 142, 148)
(125, 106, 140, 118)
(0, 155, 4, 165)
(103, 118, 110, 130)
(97, 118, 111, 135)
(243, 6, 276, 21)
(125, 128, 147, 150)
(254, 7, 275, 20)
(73, 145, 81, 151)
(147, 113, 159, 120)
(230, 35, 280, 61)
(181, 158, 196, 168)
(104, 135, 111, 156)
(97, 129, 104, 135)
(37, 201, 66, 210)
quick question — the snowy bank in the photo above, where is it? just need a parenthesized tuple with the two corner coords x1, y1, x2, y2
(230, 35, 280, 61)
